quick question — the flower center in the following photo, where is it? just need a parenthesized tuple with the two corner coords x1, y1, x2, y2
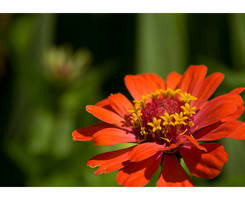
(128, 88, 197, 145)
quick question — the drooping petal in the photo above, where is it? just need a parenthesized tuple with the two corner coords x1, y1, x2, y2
(226, 122, 245, 140)
(116, 152, 162, 187)
(87, 146, 134, 175)
(166, 72, 182, 90)
(194, 94, 240, 129)
(108, 93, 132, 118)
(124, 74, 165, 100)
(193, 72, 224, 108)
(72, 122, 113, 141)
(156, 155, 194, 187)
(195, 121, 242, 141)
(128, 142, 164, 162)
(178, 65, 207, 96)
(92, 128, 137, 146)
(86, 105, 125, 128)
(180, 143, 228, 179)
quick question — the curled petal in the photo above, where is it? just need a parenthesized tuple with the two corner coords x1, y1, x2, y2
(108, 93, 132, 118)
(87, 146, 134, 175)
(86, 105, 126, 128)
(128, 142, 164, 162)
(166, 72, 182, 90)
(92, 128, 137, 146)
(72, 122, 113, 141)
(95, 98, 114, 112)
(116, 152, 162, 187)
(180, 143, 228, 179)
(156, 155, 194, 187)
(124, 73, 165, 100)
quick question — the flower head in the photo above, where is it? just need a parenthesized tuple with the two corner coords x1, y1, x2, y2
(73, 65, 245, 187)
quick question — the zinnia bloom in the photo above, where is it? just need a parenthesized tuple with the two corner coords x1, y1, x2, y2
(73, 65, 245, 187)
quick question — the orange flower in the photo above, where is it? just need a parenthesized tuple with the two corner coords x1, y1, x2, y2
(73, 65, 245, 187)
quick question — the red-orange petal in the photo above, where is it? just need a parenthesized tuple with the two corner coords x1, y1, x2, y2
(86, 105, 125, 128)
(95, 98, 114, 111)
(108, 93, 132, 118)
(87, 146, 134, 175)
(181, 135, 207, 152)
(116, 152, 162, 187)
(229, 87, 245, 95)
(193, 72, 224, 108)
(166, 72, 182, 90)
(218, 94, 244, 121)
(226, 122, 245, 140)
(92, 128, 137, 146)
(178, 65, 207, 96)
(72, 122, 113, 141)
(180, 143, 228, 179)
(156, 155, 194, 187)
(195, 121, 242, 141)
(124, 73, 165, 100)
(128, 142, 164, 162)
(195, 94, 239, 129)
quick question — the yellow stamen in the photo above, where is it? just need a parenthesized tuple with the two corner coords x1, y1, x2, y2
(160, 112, 175, 126)
(173, 112, 188, 126)
(140, 127, 147, 136)
(181, 103, 196, 117)
(160, 137, 171, 143)
(179, 129, 188, 135)
(179, 92, 197, 103)
(188, 121, 195, 127)
(147, 117, 162, 132)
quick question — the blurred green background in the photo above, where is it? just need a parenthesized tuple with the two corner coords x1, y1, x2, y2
(1, 13, 245, 187)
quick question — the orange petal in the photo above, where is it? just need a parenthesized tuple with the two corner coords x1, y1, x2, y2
(128, 142, 164, 162)
(86, 105, 125, 128)
(108, 93, 132, 118)
(166, 72, 182, 90)
(226, 122, 245, 140)
(124, 73, 165, 100)
(181, 136, 207, 152)
(116, 152, 162, 187)
(87, 146, 134, 175)
(95, 97, 114, 112)
(195, 121, 242, 141)
(195, 94, 239, 129)
(178, 65, 207, 95)
(92, 128, 137, 146)
(180, 143, 228, 179)
(72, 122, 113, 141)
(229, 87, 245, 95)
(215, 93, 244, 122)
(193, 72, 224, 108)
(156, 155, 194, 187)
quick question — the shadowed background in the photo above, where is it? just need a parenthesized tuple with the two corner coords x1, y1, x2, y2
(0, 13, 245, 186)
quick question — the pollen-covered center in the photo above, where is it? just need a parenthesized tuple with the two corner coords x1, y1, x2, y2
(128, 88, 197, 145)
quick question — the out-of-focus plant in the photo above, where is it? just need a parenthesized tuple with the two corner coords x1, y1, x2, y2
(43, 45, 92, 87)
(5, 14, 119, 186)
